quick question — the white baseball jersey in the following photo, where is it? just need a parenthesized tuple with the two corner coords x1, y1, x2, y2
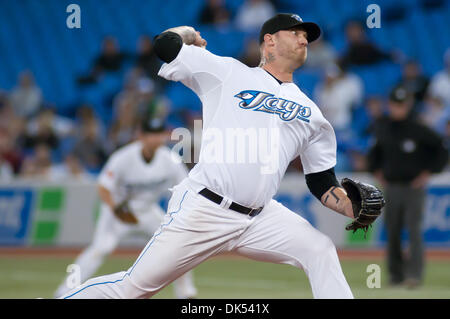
(98, 141, 188, 214)
(159, 44, 336, 208)
(62, 42, 353, 300)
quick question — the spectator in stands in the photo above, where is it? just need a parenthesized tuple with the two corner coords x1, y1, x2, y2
(314, 63, 363, 133)
(72, 118, 108, 172)
(346, 96, 386, 172)
(199, 0, 231, 26)
(49, 152, 93, 182)
(285, 157, 302, 173)
(0, 95, 24, 142)
(351, 96, 386, 149)
(112, 67, 168, 124)
(420, 96, 450, 134)
(78, 36, 127, 84)
(107, 96, 139, 153)
(239, 38, 261, 67)
(135, 78, 169, 121)
(0, 90, 7, 106)
(75, 104, 106, 141)
(0, 128, 22, 175)
(27, 107, 75, 140)
(76, 104, 97, 124)
(367, 86, 448, 289)
(21, 108, 60, 151)
(303, 36, 337, 71)
(135, 35, 164, 87)
(235, 0, 275, 32)
(348, 149, 367, 172)
(444, 120, 450, 171)
(19, 143, 55, 180)
(314, 63, 363, 172)
(428, 48, 450, 107)
(0, 98, 26, 173)
(10, 70, 42, 119)
(0, 128, 16, 180)
(94, 36, 127, 72)
(113, 67, 145, 110)
(0, 156, 13, 181)
(395, 61, 430, 109)
(339, 20, 393, 68)
(364, 96, 385, 134)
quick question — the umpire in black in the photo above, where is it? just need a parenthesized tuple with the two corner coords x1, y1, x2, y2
(367, 86, 448, 288)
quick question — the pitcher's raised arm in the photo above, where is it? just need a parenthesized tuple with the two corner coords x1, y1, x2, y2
(154, 26, 232, 96)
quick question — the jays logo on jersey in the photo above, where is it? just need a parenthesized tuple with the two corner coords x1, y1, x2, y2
(234, 90, 311, 123)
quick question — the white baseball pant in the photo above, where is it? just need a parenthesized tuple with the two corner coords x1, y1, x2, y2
(55, 202, 197, 299)
(61, 178, 353, 299)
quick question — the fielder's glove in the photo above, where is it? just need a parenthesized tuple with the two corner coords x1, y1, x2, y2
(341, 178, 385, 235)
(113, 201, 139, 224)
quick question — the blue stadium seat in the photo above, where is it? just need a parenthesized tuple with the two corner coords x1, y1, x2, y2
(98, 73, 123, 99)
(348, 62, 400, 98)
(165, 83, 201, 114)
(225, 0, 246, 16)
(196, 26, 247, 58)
(375, 62, 402, 95)
(349, 66, 378, 95)
(0, 0, 448, 138)
(293, 70, 321, 98)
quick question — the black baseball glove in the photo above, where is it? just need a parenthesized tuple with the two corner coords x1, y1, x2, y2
(113, 201, 139, 224)
(341, 178, 385, 235)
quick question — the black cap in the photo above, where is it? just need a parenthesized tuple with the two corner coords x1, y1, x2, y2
(259, 13, 321, 44)
(389, 86, 411, 103)
(140, 116, 166, 133)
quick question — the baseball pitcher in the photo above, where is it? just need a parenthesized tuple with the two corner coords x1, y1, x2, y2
(61, 13, 384, 299)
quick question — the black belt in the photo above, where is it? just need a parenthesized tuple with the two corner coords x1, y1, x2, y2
(199, 188, 263, 217)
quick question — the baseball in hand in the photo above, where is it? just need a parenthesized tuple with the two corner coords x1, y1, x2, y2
(165, 26, 207, 48)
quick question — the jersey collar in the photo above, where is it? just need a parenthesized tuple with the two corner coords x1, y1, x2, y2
(260, 67, 293, 85)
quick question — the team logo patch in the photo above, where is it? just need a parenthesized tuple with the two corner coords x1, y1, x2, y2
(234, 90, 311, 123)
(291, 14, 303, 22)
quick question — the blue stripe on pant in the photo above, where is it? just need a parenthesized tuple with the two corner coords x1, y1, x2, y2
(64, 190, 189, 299)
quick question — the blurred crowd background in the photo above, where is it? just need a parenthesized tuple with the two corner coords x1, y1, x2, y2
(0, 0, 449, 181)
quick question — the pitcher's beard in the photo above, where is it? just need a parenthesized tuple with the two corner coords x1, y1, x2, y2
(294, 50, 307, 68)
(299, 49, 307, 65)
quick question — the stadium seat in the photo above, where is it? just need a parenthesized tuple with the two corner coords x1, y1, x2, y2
(0, 0, 448, 132)
(293, 70, 321, 98)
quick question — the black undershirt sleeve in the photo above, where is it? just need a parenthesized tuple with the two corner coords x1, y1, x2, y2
(153, 31, 183, 63)
(305, 167, 340, 201)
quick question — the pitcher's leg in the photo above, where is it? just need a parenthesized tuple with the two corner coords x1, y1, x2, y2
(140, 204, 198, 299)
(61, 189, 195, 299)
(62, 225, 218, 300)
(61, 271, 147, 299)
(55, 208, 126, 297)
(60, 229, 206, 300)
(74, 212, 126, 282)
(233, 199, 353, 299)
(61, 185, 242, 299)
